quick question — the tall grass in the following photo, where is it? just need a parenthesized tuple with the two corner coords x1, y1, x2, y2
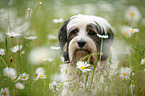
(0, 0, 145, 96)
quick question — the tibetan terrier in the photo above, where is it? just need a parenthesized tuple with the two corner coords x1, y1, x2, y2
(58, 14, 118, 96)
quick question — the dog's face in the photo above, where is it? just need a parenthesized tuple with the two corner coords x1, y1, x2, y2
(59, 14, 114, 64)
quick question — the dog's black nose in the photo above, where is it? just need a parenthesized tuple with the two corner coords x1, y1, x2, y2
(77, 40, 86, 48)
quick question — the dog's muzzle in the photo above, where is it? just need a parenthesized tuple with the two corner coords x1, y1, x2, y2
(77, 40, 86, 48)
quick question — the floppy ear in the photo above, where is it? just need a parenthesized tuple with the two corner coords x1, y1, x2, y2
(58, 20, 69, 49)
(101, 28, 114, 60)
(58, 20, 70, 62)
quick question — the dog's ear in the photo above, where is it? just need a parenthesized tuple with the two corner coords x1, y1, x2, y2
(101, 28, 114, 60)
(58, 19, 70, 62)
(58, 19, 69, 49)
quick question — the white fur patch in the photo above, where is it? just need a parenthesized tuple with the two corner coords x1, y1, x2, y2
(67, 14, 112, 34)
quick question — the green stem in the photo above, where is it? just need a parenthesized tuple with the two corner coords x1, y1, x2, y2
(1, 57, 8, 67)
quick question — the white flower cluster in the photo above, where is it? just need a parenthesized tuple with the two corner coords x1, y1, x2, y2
(3, 67, 29, 90)
(0, 48, 5, 56)
(34, 67, 47, 80)
(121, 26, 139, 38)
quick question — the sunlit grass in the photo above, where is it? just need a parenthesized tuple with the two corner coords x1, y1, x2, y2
(0, 0, 145, 96)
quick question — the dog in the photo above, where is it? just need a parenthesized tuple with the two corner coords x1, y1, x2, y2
(58, 14, 118, 96)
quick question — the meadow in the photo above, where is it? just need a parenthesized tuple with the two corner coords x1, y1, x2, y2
(0, 0, 145, 95)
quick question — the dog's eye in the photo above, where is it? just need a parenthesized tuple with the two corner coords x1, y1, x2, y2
(88, 30, 96, 36)
(71, 29, 79, 34)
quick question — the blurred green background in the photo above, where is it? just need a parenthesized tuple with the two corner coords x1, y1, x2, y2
(0, 0, 145, 95)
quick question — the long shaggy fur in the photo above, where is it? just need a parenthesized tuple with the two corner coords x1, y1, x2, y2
(58, 14, 118, 96)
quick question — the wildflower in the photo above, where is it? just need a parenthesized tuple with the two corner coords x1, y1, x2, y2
(0, 88, 9, 96)
(53, 18, 64, 23)
(24, 36, 37, 40)
(21, 51, 25, 54)
(76, 61, 90, 72)
(119, 67, 132, 80)
(49, 81, 59, 92)
(97, 34, 108, 38)
(29, 47, 52, 64)
(50, 46, 61, 50)
(121, 26, 139, 37)
(48, 34, 57, 40)
(37, 74, 46, 79)
(125, 6, 141, 22)
(19, 73, 29, 81)
(141, 58, 145, 64)
(10, 45, 23, 53)
(39, 2, 42, 5)
(36, 67, 45, 74)
(3, 67, 17, 78)
(0, 48, 5, 56)
(11, 76, 18, 82)
(35, 67, 46, 80)
(6, 31, 21, 38)
(15, 82, 25, 89)
(27, 8, 31, 12)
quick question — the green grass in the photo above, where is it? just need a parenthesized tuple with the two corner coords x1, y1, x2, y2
(0, 0, 145, 96)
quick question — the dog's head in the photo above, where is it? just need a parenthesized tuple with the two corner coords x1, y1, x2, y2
(59, 14, 114, 64)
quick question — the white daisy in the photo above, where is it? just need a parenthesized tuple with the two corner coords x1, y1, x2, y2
(119, 67, 132, 80)
(6, 31, 21, 38)
(11, 76, 18, 82)
(53, 18, 64, 24)
(125, 6, 141, 22)
(24, 36, 37, 40)
(49, 81, 59, 92)
(76, 61, 90, 72)
(10, 45, 23, 53)
(3, 67, 17, 78)
(48, 34, 57, 40)
(39, 2, 42, 5)
(27, 8, 31, 12)
(20, 72, 29, 81)
(21, 51, 25, 54)
(121, 26, 139, 37)
(141, 58, 145, 64)
(50, 46, 61, 50)
(37, 74, 47, 79)
(0, 48, 5, 56)
(130, 28, 139, 33)
(97, 34, 108, 38)
(15, 82, 25, 89)
(0, 88, 9, 96)
(36, 67, 45, 75)
(35, 67, 46, 79)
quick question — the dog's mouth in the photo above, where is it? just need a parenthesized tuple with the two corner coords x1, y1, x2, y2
(75, 48, 91, 53)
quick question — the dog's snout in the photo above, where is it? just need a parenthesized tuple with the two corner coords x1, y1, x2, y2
(77, 40, 86, 48)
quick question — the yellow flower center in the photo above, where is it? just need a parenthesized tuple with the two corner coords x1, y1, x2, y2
(7, 72, 10, 77)
(57, 20, 60, 23)
(131, 29, 134, 32)
(130, 12, 135, 18)
(123, 73, 127, 76)
(40, 75, 43, 78)
(2, 91, 6, 95)
(143, 58, 145, 60)
(125, 31, 129, 36)
(12, 78, 17, 82)
(23, 76, 26, 79)
(17, 85, 21, 88)
(80, 66, 85, 70)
